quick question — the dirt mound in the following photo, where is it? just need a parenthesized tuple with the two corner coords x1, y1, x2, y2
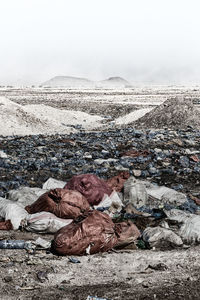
(0, 97, 103, 136)
(134, 97, 200, 129)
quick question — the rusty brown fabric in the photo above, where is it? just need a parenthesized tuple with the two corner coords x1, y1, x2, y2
(25, 188, 90, 219)
(115, 220, 141, 247)
(106, 171, 130, 192)
(64, 174, 112, 206)
(0, 220, 13, 230)
(52, 210, 140, 256)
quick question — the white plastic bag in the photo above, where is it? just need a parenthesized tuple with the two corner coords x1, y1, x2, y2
(94, 191, 123, 217)
(8, 187, 48, 207)
(42, 178, 66, 190)
(0, 197, 28, 230)
(165, 209, 200, 244)
(23, 211, 73, 233)
(124, 176, 186, 208)
(143, 226, 183, 247)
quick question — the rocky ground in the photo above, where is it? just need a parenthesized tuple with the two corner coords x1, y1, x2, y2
(0, 87, 200, 299)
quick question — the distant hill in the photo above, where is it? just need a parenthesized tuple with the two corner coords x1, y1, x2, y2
(99, 77, 130, 87)
(42, 76, 95, 88)
(42, 76, 131, 88)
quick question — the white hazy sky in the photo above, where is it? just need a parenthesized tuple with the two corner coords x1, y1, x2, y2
(0, 0, 200, 85)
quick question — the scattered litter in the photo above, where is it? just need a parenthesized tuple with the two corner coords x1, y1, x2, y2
(94, 191, 123, 217)
(165, 209, 200, 244)
(68, 257, 81, 264)
(33, 237, 51, 249)
(65, 174, 112, 205)
(106, 171, 130, 192)
(42, 178, 65, 190)
(37, 271, 48, 283)
(52, 210, 140, 256)
(0, 240, 33, 250)
(8, 187, 47, 208)
(25, 188, 90, 219)
(23, 212, 72, 233)
(0, 197, 28, 230)
(147, 263, 168, 271)
(142, 226, 183, 249)
(124, 177, 187, 209)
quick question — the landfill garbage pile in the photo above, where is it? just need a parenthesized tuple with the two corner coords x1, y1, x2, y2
(0, 122, 200, 255)
(0, 127, 199, 199)
(133, 97, 200, 129)
(25, 188, 90, 219)
(0, 171, 199, 256)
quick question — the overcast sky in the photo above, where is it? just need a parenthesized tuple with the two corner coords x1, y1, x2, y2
(0, 0, 200, 85)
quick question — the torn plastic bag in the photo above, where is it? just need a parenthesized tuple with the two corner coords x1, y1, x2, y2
(146, 185, 187, 207)
(123, 177, 148, 208)
(115, 220, 141, 248)
(42, 178, 65, 190)
(165, 209, 200, 244)
(142, 226, 183, 249)
(7, 187, 48, 208)
(23, 212, 73, 233)
(94, 191, 123, 217)
(0, 197, 28, 230)
(65, 174, 112, 206)
(124, 176, 187, 209)
(52, 210, 140, 256)
(106, 171, 130, 192)
(25, 188, 90, 219)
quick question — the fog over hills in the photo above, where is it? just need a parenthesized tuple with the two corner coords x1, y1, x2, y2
(42, 76, 131, 88)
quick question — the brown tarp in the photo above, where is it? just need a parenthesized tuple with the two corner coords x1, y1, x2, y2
(106, 171, 130, 192)
(52, 210, 140, 256)
(25, 188, 90, 219)
(0, 220, 13, 230)
(64, 174, 112, 206)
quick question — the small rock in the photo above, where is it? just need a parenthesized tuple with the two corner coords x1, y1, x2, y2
(4, 276, 13, 282)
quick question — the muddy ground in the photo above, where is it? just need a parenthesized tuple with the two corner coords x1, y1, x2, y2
(0, 87, 200, 299)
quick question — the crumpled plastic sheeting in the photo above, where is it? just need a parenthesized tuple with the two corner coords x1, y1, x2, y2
(94, 191, 123, 217)
(106, 171, 130, 192)
(23, 212, 73, 233)
(42, 178, 66, 190)
(165, 209, 200, 244)
(65, 174, 112, 206)
(143, 226, 183, 248)
(52, 210, 140, 256)
(25, 188, 90, 219)
(0, 197, 28, 230)
(124, 176, 187, 209)
(8, 187, 48, 208)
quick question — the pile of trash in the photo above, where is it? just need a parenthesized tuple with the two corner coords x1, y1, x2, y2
(0, 172, 200, 256)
